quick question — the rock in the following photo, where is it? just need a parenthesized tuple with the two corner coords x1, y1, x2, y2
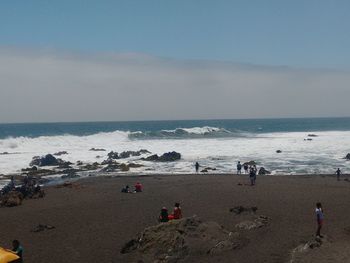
(53, 151, 68, 156)
(0, 152, 9, 155)
(31, 224, 55, 233)
(58, 162, 73, 169)
(119, 149, 151, 159)
(89, 148, 106, 151)
(107, 151, 119, 159)
(158, 151, 181, 162)
(235, 216, 270, 230)
(304, 138, 313, 141)
(120, 163, 130, 172)
(276, 150, 282, 153)
(29, 154, 64, 167)
(0, 191, 23, 207)
(142, 154, 159, 161)
(308, 134, 318, 137)
(258, 167, 271, 175)
(121, 216, 246, 261)
(230, 206, 257, 215)
(201, 169, 208, 173)
(201, 167, 216, 173)
(81, 162, 100, 170)
(243, 161, 257, 166)
(21, 166, 38, 172)
(345, 153, 350, 160)
(76, 160, 83, 166)
(127, 163, 144, 168)
(101, 159, 117, 165)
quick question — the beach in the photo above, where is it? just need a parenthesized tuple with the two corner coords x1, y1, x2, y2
(1, 173, 350, 263)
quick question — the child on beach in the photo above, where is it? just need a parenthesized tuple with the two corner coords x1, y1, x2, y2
(159, 207, 169, 222)
(237, 161, 242, 175)
(315, 202, 324, 238)
(134, 182, 143, 192)
(168, 203, 182, 220)
(336, 168, 341, 181)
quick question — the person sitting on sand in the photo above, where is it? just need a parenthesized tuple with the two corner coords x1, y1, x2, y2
(315, 202, 324, 238)
(336, 168, 342, 181)
(134, 182, 143, 192)
(121, 185, 130, 193)
(169, 202, 182, 220)
(11, 240, 23, 263)
(237, 161, 242, 175)
(159, 207, 169, 222)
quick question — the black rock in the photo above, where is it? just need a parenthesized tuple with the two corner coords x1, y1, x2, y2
(107, 151, 119, 159)
(53, 151, 68, 156)
(89, 148, 106, 152)
(345, 153, 350, 160)
(276, 150, 282, 153)
(30, 154, 63, 167)
(258, 167, 271, 175)
(158, 151, 181, 162)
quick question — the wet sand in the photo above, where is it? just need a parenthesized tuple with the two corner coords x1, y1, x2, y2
(0, 174, 350, 263)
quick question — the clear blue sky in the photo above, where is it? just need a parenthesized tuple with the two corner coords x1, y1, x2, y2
(0, 0, 349, 68)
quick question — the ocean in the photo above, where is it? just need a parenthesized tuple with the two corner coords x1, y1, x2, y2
(0, 117, 350, 180)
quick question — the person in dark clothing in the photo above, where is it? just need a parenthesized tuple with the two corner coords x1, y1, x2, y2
(336, 168, 341, 181)
(249, 167, 257, 186)
(12, 240, 23, 263)
(159, 207, 169, 222)
(121, 185, 130, 193)
(195, 162, 200, 173)
(237, 161, 242, 175)
(243, 163, 249, 174)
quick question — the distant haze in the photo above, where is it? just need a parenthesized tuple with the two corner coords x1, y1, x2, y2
(0, 48, 349, 123)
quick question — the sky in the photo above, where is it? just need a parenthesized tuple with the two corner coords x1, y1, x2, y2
(0, 1, 349, 123)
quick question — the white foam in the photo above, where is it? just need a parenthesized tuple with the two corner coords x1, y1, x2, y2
(0, 130, 350, 176)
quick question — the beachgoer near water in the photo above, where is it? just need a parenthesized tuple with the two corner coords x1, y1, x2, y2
(12, 240, 23, 263)
(121, 185, 130, 193)
(169, 202, 182, 220)
(249, 167, 257, 186)
(336, 168, 341, 181)
(237, 161, 242, 175)
(159, 207, 169, 222)
(195, 162, 200, 173)
(315, 202, 324, 238)
(243, 163, 249, 174)
(134, 182, 143, 192)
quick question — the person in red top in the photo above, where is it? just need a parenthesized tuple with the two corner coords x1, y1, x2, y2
(134, 182, 143, 192)
(168, 203, 182, 220)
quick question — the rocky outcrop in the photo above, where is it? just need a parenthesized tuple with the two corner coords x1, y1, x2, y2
(29, 154, 70, 167)
(276, 150, 282, 153)
(201, 167, 217, 173)
(142, 151, 181, 162)
(53, 151, 68, 156)
(0, 191, 23, 207)
(121, 216, 246, 262)
(107, 149, 151, 160)
(308, 134, 318, 137)
(345, 153, 350, 160)
(89, 148, 106, 151)
(101, 163, 130, 172)
(243, 161, 257, 166)
(258, 167, 271, 175)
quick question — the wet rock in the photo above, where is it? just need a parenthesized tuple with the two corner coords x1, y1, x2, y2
(0, 152, 9, 155)
(258, 167, 271, 175)
(127, 163, 144, 168)
(121, 216, 246, 262)
(230, 206, 258, 215)
(21, 166, 38, 172)
(31, 224, 55, 233)
(30, 154, 64, 167)
(235, 215, 270, 230)
(276, 150, 282, 153)
(308, 134, 318, 137)
(201, 167, 216, 173)
(243, 161, 257, 166)
(89, 148, 106, 151)
(76, 160, 84, 166)
(119, 149, 151, 159)
(53, 151, 68, 156)
(142, 152, 181, 162)
(101, 159, 117, 165)
(142, 154, 159, 161)
(345, 153, 350, 160)
(107, 151, 119, 159)
(201, 169, 208, 173)
(81, 162, 100, 170)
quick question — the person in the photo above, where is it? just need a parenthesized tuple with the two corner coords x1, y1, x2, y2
(336, 168, 341, 181)
(12, 240, 23, 263)
(159, 207, 169, 222)
(121, 185, 130, 193)
(134, 182, 143, 193)
(243, 163, 249, 174)
(237, 161, 242, 175)
(169, 202, 182, 220)
(249, 167, 257, 186)
(195, 162, 200, 173)
(315, 202, 324, 238)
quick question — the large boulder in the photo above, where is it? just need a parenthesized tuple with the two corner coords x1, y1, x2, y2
(142, 154, 159, 161)
(345, 153, 350, 160)
(243, 161, 257, 166)
(0, 191, 23, 207)
(258, 167, 271, 175)
(30, 154, 64, 167)
(121, 216, 246, 262)
(158, 151, 181, 162)
(107, 151, 119, 159)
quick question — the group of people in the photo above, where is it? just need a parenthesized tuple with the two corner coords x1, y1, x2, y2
(159, 203, 182, 222)
(121, 182, 143, 193)
(237, 161, 258, 185)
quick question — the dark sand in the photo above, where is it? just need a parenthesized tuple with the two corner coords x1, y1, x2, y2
(1, 174, 350, 263)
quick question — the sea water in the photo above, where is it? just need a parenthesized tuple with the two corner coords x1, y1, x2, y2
(0, 118, 350, 177)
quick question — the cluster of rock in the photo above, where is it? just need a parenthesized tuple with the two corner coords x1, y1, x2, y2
(141, 151, 181, 162)
(30, 154, 71, 167)
(0, 191, 23, 207)
(121, 216, 246, 262)
(107, 149, 151, 160)
(345, 153, 350, 160)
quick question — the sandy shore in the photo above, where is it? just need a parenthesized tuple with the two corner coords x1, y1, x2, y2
(1, 174, 350, 262)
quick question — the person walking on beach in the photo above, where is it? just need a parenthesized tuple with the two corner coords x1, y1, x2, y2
(195, 162, 200, 173)
(237, 161, 242, 175)
(249, 167, 257, 186)
(336, 168, 341, 181)
(315, 202, 324, 238)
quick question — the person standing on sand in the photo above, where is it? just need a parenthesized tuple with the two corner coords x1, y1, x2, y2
(243, 163, 249, 174)
(195, 162, 200, 173)
(249, 167, 257, 186)
(336, 168, 342, 181)
(315, 202, 324, 238)
(237, 161, 242, 175)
